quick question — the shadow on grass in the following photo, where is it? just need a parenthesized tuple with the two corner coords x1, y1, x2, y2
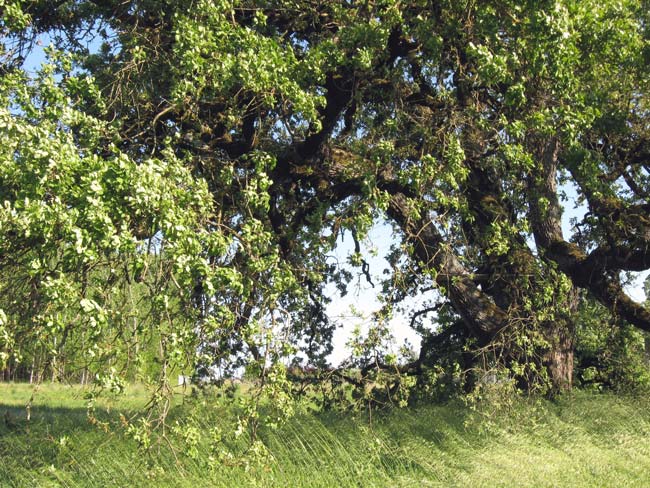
(0, 402, 136, 433)
(0, 403, 152, 488)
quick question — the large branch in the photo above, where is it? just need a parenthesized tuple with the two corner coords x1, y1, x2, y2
(527, 137, 650, 331)
(583, 245, 650, 273)
(276, 141, 510, 340)
(386, 193, 509, 338)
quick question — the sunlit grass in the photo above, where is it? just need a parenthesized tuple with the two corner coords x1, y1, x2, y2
(0, 381, 152, 410)
(1, 383, 649, 487)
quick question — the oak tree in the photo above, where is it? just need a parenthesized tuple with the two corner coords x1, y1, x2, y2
(2, 0, 650, 400)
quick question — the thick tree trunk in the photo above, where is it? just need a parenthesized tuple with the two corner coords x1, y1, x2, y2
(543, 320, 575, 393)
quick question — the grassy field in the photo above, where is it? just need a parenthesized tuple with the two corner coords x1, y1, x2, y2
(1, 382, 649, 487)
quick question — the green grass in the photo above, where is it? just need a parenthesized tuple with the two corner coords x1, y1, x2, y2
(1, 383, 649, 487)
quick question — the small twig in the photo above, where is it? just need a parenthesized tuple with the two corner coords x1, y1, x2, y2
(351, 228, 374, 288)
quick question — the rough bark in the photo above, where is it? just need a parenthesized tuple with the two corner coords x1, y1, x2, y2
(543, 320, 575, 393)
(527, 137, 650, 333)
(386, 192, 509, 340)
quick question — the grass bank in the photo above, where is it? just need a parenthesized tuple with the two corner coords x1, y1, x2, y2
(0, 383, 649, 487)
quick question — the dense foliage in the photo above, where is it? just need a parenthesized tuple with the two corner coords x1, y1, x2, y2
(1, 0, 650, 452)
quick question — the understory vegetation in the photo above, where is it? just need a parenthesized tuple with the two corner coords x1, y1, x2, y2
(1, 383, 649, 487)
